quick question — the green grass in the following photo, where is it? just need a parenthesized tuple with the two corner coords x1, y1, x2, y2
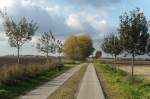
(95, 63, 150, 99)
(0, 64, 74, 99)
(48, 63, 87, 99)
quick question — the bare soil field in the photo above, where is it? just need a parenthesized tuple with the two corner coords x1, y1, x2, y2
(0, 56, 75, 67)
(118, 65, 150, 80)
(0, 56, 59, 67)
(97, 58, 150, 80)
(99, 58, 150, 65)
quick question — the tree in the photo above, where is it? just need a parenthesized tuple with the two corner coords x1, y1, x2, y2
(77, 35, 94, 60)
(95, 51, 102, 59)
(2, 15, 38, 64)
(101, 34, 122, 69)
(64, 35, 94, 60)
(56, 40, 63, 62)
(36, 32, 56, 62)
(63, 35, 78, 60)
(146, 37, 150, 55)
(118, 8, 150, 77)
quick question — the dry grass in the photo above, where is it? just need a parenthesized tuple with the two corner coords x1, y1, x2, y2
(0, 64, 74, 99)
(48, 63, 87, 99)
(0, 61, 58, 85)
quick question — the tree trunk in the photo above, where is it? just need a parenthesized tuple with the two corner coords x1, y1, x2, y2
(59, 53, 61, 63)
(114, 55, 117, 70)
(46, 52, 49, 63)
(131, 54, 135, 77)
(113, 55, 117, 71)
(17, 45, 20, 64)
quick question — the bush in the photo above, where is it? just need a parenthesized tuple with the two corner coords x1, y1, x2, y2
(0, 60, 59, 85)
(56, 64, 64, 71)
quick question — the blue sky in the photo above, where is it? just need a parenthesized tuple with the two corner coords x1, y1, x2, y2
(0, 0, 150, 56)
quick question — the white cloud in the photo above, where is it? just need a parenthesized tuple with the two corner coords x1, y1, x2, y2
(0, 0, 111, 37)
(91, 20, 107, 31)
(31, 36, 40, 47)
(85, 15, 95, 22)
(0, 0, 15, 9)
(20, 0, 47, 7)
(0, 0, 118, 56)
(65, 0, 120, 8)
(0, 0, 20, 15)
(45, 6, 60, 15)
(85, 15, 107, 32)
(0, 32, 8, 41)
(66, 14, 83, 30)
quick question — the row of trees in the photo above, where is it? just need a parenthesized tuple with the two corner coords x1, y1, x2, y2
(0, 11, 63, 64)
(101, 8, 150, 77)
(0, 10, 93, 64)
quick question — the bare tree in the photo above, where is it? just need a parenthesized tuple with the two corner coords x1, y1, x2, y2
(56, 40, 63, 63)
(1, 13, 38, 63)
(101, 34, 122, 70)
(36, 32, 56, 62)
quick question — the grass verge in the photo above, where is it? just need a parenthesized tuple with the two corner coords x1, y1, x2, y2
(48, 63, 87, 99)
(95, 63, 150, 99)
(0, 64, 74, 99)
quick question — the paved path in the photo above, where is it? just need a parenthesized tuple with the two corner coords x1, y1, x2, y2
(77, 63, 105, 99)
(19, 63, 86, 99)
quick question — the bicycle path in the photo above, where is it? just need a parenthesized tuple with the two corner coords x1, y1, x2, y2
(77, 63, 105, 99)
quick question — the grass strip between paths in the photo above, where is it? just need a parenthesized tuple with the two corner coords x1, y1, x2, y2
(95, 63, 150, 99)
(48, 63, 88, 99)
(0, 64, 74, 99)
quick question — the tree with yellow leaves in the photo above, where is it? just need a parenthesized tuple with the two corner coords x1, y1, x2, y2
(64, 34, 94, 60)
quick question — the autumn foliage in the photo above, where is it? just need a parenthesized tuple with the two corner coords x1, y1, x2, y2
(64, 35, 94, 60)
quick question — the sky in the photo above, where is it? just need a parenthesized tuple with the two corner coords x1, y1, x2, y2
(0, 0, 150, 56)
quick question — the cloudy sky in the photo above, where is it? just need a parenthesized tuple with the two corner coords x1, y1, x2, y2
(0, 0, 150, 56)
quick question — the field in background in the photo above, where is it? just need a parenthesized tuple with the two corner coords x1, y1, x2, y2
(96, 58, 150, 80)
(0, 56, 77, 67)
(119, 65, 150, 80)
(0, 56, 47, 66)
(99, 58, 150, 65)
